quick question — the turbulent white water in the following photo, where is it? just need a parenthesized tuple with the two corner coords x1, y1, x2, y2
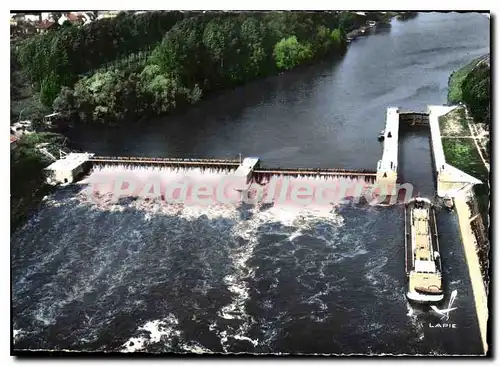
(12, 166, 478, 354)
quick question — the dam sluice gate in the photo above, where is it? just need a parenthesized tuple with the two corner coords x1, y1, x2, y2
(43, 105, 481, 206)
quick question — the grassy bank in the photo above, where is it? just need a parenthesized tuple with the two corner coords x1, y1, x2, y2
(441, 101, 490, 294)
(13, 11, 400, 127)
(11, 132, 65, 231)
(445, 56, 490, 225)
(441, 135, 490, 289)
(441, 138, 489, 224)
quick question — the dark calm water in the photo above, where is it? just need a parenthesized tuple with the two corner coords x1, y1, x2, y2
(12, 12, 489, 354)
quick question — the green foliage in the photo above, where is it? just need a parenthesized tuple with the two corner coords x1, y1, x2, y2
(448, 60, 476, 104)
(54, 67, 202, 125)
(338, 12, 362, 32)
(273, 36, 314, 70)
(240, 17, 268, 78)
(312, 26, 332, 57)
(448, 56, 490, 126)
(40, 73, 62, 107)
(16, 11, 186, 90)
(442, 137, 490, 224)
(10, 132, 65, 230)
(461, 63, 490, 125)
(54, 11, 352, 125)
(330, 28, 343, 46)
(150, 16, 208, 85)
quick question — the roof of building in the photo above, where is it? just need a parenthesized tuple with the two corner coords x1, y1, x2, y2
(67, 13, 84, 22)
(10, 135, 18, 143)
(35, 20, 57, 29)
(44, 153, 94, 172)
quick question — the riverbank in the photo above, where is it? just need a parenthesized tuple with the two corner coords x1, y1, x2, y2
(49, 12, 403, 127)
(439, 106, 489, 355)
(52, 12, 351, 126)
(447, 54, 490, 125)
(10, 132, 65, 231)
(444, 54, 490, 274)
(439, 108, 489, 269)
(12, 12, 403, 128)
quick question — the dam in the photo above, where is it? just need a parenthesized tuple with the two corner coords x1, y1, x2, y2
(44, 106, 481, 204)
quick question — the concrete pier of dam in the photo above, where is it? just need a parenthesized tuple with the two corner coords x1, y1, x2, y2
(44, 152, 95, 184)
(376, 107, 399, 187)
(374, 106, 482, 197)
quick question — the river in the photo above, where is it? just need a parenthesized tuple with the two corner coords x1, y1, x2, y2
(12, 12, 490, 354)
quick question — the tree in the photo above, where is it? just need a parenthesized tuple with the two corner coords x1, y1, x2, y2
(40, 73, 61, 107)
(16, 11, 186, 87)
(48, 11, 349, 126)
(149, 16, 206, 86)
(202, 16, 242, 84)
(53, 86, 75, 119)
(313, 25, 333, 56)
(461, 63, 490, 125)
(240, 17, 268, 78)
(273, 36, 313, 70)
(330, 28, 345, 50)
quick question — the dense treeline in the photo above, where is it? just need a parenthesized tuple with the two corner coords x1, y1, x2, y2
(448, 55, 490, 127)
(53, 12, 350, 125)
(14, 11, 187, 107)
(461, 62, 490, 126)
(396, 12, 418, 20)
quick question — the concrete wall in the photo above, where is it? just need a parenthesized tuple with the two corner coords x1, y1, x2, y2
(376, 107, 399, 185)
(427, 105, 453, 175)
(44, 153, 94, 185)
(427, 105, 481, 197)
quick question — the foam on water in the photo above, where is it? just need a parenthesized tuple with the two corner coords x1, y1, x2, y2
(406, 303, 425, 341)
(13, 329, 26, 344)
(12, 166, 412, 353)
(121, 315, 181, 352)
(81, 168, 348, 351)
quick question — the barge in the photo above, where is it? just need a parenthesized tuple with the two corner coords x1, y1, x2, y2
(405, 197, 444, 303)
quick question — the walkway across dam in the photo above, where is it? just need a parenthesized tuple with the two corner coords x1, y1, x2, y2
(45, 105, 482, 199)
(46, 154, 379, 186)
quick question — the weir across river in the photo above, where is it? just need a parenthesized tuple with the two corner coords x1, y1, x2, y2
(44, 105, 482, 203)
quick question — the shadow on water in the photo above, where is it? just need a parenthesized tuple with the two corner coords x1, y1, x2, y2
(68, 54, 346, 160)
(398, 125, 436, 197)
